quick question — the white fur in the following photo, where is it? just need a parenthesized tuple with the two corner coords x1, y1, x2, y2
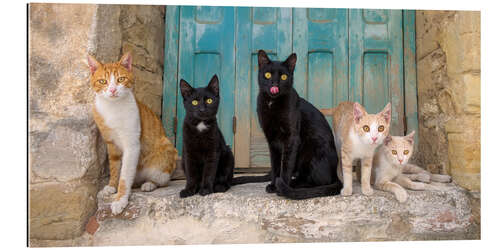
(141, 182, 157, 192)
(196, 122, 208, 132)
(134, 168, 171, 187)
(95, 87, 141, 215)
(348, 127, 379, 159)
(97, 185, 116, 198)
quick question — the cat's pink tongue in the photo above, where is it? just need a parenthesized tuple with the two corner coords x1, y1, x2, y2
(270, 86, 279, 94)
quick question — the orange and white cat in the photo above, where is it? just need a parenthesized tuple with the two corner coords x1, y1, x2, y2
(321, 102, 391, 196)
(371, 131, 451, 203)
(87, 52, 177, 215)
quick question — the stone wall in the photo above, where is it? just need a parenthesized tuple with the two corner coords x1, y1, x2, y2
(29, 3, 165, 240)
(415, 11, 480, 191)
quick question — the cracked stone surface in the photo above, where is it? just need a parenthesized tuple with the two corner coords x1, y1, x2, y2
(30, 180, 480, 246)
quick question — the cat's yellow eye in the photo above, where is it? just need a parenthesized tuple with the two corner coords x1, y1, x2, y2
(117, 77, 126, 83)
(363, 125, 370, 132)
(403, 150, 409, 155)
(392, 150, 397, 155)
(378, 125, 385, 132)
(281, 74, 288, 81)
(206, 98, 213, 104)
(192, 100, 199, 106)
(98, 79, 107, 85)
(265, 72, 272, 79)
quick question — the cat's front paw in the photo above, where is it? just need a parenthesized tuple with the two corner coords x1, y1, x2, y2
(394, 189, 408, 203)
(266, 183, 277, 193)
(110, 197, 128, 215)
(340, 187, 352, 196)
(141, 182, 157, 192)
(179, 188, 196, 198)
(198, 187, 213, 196)
(361, 185, 374, 196)
(98, 185, 116, 198)
(214, 184, 229, 193)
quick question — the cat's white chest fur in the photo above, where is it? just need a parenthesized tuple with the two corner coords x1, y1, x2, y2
(95, 90, 141, 149)
(348, 128, 378, 159)
(196, 122, 208, 132)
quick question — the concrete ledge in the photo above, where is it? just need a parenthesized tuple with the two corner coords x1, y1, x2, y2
(30, 180, 479, 246)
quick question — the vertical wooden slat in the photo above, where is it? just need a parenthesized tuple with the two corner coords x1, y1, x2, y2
(403, 10, 419, 143)
(349, 9, 405, 136)
(175, 6, 195, 153)
(234, 7, 252, 168)
(162, 5, 180, 144)
(293, 8, 348, 126)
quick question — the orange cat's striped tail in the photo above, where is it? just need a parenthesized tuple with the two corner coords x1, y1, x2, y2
(319, 107, 336, 117)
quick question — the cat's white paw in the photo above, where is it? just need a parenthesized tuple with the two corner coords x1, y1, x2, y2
(361, 186, 374, 196)
(110, 197, 128, 215)
(141, 182, 157, 192)
(394, 189, 408, 203)
(98, 185, 116, 197)
(341, 187, 352, 196)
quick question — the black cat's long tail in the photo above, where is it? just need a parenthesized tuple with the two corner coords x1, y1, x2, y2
(275, 177, 342, 200)
(231, 172, 271, 185)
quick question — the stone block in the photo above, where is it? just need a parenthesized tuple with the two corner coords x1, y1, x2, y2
(29, 181, 98, 240)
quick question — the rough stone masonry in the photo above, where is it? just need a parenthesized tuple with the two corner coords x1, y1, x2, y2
(29, 3, 166, 240)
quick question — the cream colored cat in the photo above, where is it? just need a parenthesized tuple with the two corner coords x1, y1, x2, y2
(87, 52, 177, 215)
(371, 131, 451, 203)
(321, 102, 391, 196)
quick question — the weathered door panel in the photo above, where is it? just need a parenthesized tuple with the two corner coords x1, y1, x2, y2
(293, 8, 349, 126)
(349, 9, 405, 135)
(175, 6, 236, 152)
(234, 7, 292, 168)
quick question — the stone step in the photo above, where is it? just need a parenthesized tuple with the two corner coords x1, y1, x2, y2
(31, 180, 479, 246)
(76, 180, 479, 245)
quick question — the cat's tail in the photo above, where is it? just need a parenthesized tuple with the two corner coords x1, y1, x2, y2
(275, 177, 342, 200)
(231, 172, 271, 185)
(319, 107, 336, 117)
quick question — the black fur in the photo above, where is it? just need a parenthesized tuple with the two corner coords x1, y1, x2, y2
(179, 75, 235, 198)
(179, 75, 271, 198)
(256, 50, 343, 199)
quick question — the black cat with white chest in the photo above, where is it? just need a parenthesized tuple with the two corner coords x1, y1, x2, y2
(256, 50, 343, 199)
(179, 75, 234, 198)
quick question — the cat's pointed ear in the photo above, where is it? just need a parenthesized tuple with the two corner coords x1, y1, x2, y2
(405, 130, 416, 144)
(353, 102, 366, 123)
(87, 54, 101, 74)
(384, 135, 392, 146)
(180, 79, 194, 99)
(119, 52, 133, 72)
(379, 102, 392, 123)
(207, 74, 219, 96)
(258, 50, 271, 68)
(283, 53, 297, 72)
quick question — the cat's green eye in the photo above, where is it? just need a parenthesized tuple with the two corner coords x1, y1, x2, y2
(265, 72, 272, 79)
(363, 125, 370, 132)
(98, 79, 107, 85)
(378, 125, 384, 132)
(192, 100, 199, 106)
(117, 77, 126, 83)
(206, 98, 213, 104)
(392, 150, 397, 155)
(281, 74, 288, 81)
(403, 150, 409, 155)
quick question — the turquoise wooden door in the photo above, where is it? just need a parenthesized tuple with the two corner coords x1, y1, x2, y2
(163, 6, 418, 169)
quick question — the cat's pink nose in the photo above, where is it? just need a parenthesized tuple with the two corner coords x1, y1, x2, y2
(110, 88, 117, 94)
(371, 137, 377, 142)
(399, 159, 403, 163)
